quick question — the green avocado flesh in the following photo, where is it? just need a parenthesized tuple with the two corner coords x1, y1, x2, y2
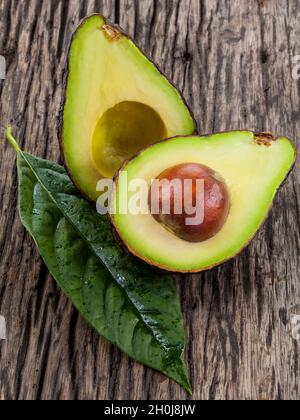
(62, 15, 195, 201)
(111, 131, 296, 273)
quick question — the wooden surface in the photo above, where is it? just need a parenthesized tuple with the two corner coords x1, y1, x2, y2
(0, 0, 300, 400)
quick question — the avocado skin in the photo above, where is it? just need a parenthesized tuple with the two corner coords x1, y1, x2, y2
(58, 14, 197, 202)
(110, 131, 296, 274)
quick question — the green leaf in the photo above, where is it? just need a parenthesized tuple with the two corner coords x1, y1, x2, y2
(6, 128, 191, 393)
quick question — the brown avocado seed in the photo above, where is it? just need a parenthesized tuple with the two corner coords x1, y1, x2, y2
(149, 163, 230, 243)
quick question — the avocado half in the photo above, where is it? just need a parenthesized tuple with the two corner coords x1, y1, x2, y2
(111, 131, 296, 273)
(61, 15, 196, 201)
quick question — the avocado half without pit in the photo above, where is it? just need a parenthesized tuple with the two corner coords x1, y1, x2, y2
(110, 131, 296, 273)
(62, 15, 196, 201)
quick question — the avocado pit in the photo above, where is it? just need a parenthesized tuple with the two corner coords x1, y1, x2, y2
(149, 163, 230, 243)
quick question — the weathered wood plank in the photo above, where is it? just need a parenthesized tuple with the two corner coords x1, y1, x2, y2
(0, 0, 299, 400)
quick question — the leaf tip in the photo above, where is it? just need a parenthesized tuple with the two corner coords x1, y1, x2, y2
(186, 382, 193, 396)
(181, 375, 193, 395)
(5, 126, 21, 152)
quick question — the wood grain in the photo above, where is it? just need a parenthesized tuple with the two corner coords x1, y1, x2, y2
(0, 0, 300, 400)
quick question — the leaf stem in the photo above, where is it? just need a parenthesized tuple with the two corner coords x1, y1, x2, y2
(5, 126, 21, 152)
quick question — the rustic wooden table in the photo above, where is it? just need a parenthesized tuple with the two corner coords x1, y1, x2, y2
(0, 0, 300, 401)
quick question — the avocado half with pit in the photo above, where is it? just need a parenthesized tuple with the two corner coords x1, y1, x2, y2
(61, 15, 196, 201)
(111, 131, 296, 273)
